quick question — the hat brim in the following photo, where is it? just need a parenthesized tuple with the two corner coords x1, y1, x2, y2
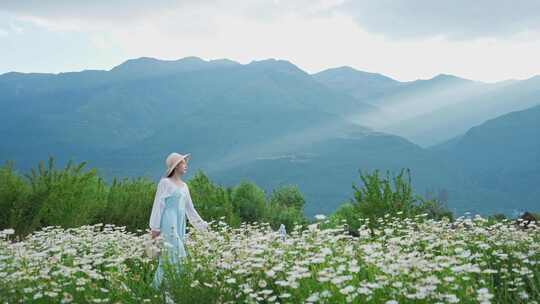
(164, 153, 191, 177)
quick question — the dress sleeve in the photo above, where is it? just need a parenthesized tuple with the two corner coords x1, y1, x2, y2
(185, 185, 208, 231)
(149, 179, 168, 232)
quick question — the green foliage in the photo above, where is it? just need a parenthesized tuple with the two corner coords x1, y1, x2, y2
(326, 203, 360, 232)
(487, 213, 508, 223)
(418, 199, 454, 222)
(188, 171, 240, 227)
(352, 169, 416, 230)
(231, 181, 267, 223)
(268, 185, 305, 210)
(99, 177, 156, 232)
(265, 202, 306, 231)
(19, 157, 106, 233)
(0, 157, 310, 237)
(163, 259, 226, 304)
(0, 162, 29, 231)
(265, 185, 307, 230)
(340, 169, 453, 233)
(0, 157, 155, 236)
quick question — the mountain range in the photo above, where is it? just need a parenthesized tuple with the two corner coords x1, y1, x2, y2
(314, 67, 540, 147)
(1, 56, 538, 216)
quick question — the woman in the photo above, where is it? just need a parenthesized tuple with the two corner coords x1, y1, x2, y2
(149, 152, 208, 289)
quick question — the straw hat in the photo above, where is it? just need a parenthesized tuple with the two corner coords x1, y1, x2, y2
(164, 152, 191, 177)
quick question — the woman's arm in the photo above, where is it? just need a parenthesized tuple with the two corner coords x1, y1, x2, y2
(185, 186, 208, 231)
(149, 179, 168, 236)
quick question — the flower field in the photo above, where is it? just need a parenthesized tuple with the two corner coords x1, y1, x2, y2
(1, 215, 539, 303)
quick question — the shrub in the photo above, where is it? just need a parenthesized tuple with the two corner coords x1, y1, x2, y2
(267, 185, 305, 210)
(23, 157, 107, 234)
(188, 171, 240, 227)
(487, 213, 508, 223)
(265, 185, 307, 230)
(0, 162, 29, 232)
(346, 169, 452, 233)
(325, 202, 360, 233)
(231, 181, 267, 223)
(99, 177, 156, 232)
(1, 157, 311, 236)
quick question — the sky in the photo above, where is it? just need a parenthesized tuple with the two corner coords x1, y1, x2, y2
(1, 0, 540, 82)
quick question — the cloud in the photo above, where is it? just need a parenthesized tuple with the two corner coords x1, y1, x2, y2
(1, 0, 540, 82)
(0, 0, 344, 29)
(0, 1, 187, 21)
(3, 0, 539, 40)
(0, 13, 24, 37)
(338, 0, 540, 40)
(0, 0, 218, 32)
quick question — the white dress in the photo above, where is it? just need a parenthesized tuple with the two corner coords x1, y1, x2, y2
(149, 177, 207, 289)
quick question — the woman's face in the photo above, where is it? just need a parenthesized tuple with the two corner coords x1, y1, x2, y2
(174, 159, 188, 175)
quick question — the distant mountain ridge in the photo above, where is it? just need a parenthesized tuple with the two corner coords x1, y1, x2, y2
(313, 66, 540, 146)
(1, 56, 539, 216)
(313, 66, 401, 101)
(110, 56, 241, 79)
(0, 56, 375, 174)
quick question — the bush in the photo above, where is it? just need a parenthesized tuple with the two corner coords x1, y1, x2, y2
(265, 185, 307, 230)
(267, 185, 305, 210)
(487, 213, 508, 223)
(0, 157, 155, 236)
(231, 181, 267, 223)
(24, 157, 107, 234)
(418, 199, 454, 221)
(325, 202, 360, 232)
(0, 157, 109, 236)
(188, 171, 240, 227)
(343, 169, 453, 233)
(0, 157, 313, 236)
(0, 162, 29, 232)
(99, 177, 157, 232)
(265, 203, 305, 231)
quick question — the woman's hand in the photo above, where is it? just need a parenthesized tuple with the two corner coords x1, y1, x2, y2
(151, 230, 161, 239)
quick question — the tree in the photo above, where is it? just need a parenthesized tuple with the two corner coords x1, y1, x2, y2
(266, 185, 307, 230)
(188, 171, 239, 226)
(100, 177, 156, 231)
(232, 181, 266, 223)
(267, 185, 305, 211)
(0, 161, 29, 231)
(350, 168, 452, 233)
(19, 156, 107, 235)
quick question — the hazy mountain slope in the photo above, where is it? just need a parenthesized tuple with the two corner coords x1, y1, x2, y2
(208, 130, 468, 216)
(315, 67, 540, 146)
(0, 57, 375, 174)
(446, 104, 540, 191)
(432, 104, 540, 213)
(381, 76, 540, 146)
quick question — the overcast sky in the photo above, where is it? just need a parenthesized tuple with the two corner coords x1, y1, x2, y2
(1, 0, 540, 82)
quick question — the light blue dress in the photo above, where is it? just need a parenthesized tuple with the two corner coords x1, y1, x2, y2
(149, 178, 207, 289)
